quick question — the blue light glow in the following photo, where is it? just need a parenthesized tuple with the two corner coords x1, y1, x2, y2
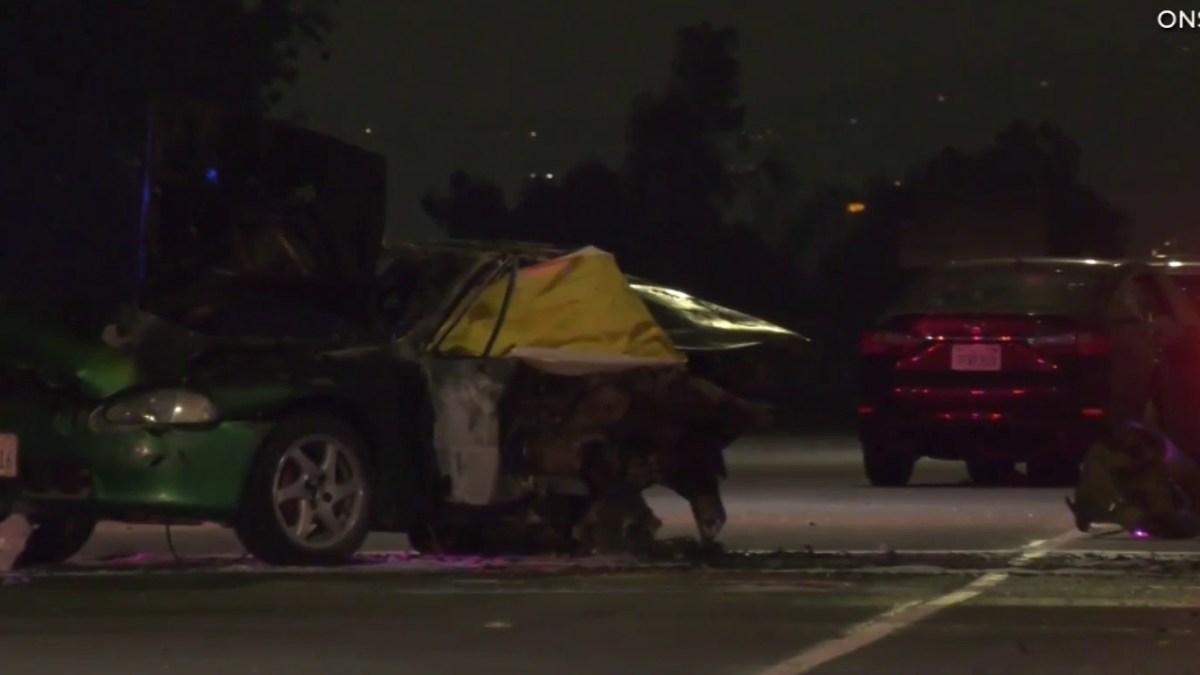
(205, 167, 219, 184)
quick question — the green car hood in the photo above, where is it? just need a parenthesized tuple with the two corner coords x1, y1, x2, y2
(0, 299, 139, 399)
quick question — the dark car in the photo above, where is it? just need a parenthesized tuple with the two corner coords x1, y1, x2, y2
(858, 258, 1200, 487)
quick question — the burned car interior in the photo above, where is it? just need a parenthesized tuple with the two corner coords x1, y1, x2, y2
(141, 101, 386, 341)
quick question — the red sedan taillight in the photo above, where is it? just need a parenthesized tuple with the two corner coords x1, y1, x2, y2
(860, 330, 923, 355)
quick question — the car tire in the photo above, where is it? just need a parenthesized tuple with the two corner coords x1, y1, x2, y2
(234, 414, 374, 566)
(862, 444, 915, 486)
(14, 515, 96, 568)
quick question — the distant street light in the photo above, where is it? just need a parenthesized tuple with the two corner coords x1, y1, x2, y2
(846, 202, 866, 214)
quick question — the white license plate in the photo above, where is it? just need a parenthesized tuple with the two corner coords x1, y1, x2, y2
(951, 344, 1002, 371)
(0, 433, 16, 479)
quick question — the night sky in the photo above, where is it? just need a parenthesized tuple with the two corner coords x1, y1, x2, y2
(284, 1, 1200, 252)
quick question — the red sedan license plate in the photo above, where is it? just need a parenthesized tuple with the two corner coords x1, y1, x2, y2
(0, 433, 17, 478)
(951, 344, 1002, 371)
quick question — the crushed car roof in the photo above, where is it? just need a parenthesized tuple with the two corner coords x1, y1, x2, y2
(379, 240, 808, 352)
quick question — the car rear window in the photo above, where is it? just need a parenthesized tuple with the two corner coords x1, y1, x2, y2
(893, 265, 1106, 314)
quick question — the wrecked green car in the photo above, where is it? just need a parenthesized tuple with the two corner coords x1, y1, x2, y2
(0, 105, 807, 567)
(0, 297, 413, 566)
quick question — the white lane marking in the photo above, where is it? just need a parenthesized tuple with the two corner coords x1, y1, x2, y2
(752, 529, 1090, 675)
(1009, 528, 1085, 564)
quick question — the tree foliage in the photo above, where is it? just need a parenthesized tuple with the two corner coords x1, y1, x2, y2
(897, 120, 1128, 257)
(422, 23, 801, 320)
(1, 0, 338, 298)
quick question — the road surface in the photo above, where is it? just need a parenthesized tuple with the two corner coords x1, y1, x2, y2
(2, 434, 1197, 674)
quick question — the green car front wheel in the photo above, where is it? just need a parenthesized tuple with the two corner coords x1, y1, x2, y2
(234, 414, 374, 566)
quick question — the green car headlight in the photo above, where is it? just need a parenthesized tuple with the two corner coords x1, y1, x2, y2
(101, 389, 219, 428)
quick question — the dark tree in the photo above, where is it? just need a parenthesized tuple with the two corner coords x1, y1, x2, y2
(618, 23, 813, 318)
(1, 0, 338, 299)
(781, 184, 863, 277)
(420, 22, 770, 307)
(420, 172, 511, 241)
(1046, 186, 1129, 258)
(554, 161, 627, 249)
(624, 22, 745, 202)
(735, 149, 803, 243)
(622, 23, 747, 283)
(900, 120, 1129, 261)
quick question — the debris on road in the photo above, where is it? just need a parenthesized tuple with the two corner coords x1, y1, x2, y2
(1069, 423, 1200, 538)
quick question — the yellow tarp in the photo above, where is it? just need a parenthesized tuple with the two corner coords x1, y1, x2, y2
(432, 246, 685, 373)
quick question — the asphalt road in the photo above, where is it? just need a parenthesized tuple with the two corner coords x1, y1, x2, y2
(2, 434, 1198, 675)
